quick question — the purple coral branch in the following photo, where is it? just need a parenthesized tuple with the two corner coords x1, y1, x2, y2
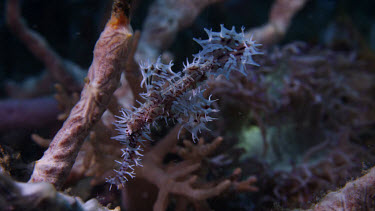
(0, 97, 59, 133)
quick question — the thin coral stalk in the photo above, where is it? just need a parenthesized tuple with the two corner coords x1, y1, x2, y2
(246, 0, 308, 46)
(136, 0, 227, 61)
(28, 0, 133, 190)
(6, 0, 82, 93)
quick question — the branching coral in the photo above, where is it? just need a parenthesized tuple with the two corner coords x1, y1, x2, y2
(3, 0, 375, 210)
(121, 126, 258, 211)
(6, 5, 263, 210)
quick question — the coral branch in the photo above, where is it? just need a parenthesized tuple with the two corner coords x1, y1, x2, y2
(230, 168, 259, 192)
(0, 97, 59, 132)
(28, 0, 133, 190)
(173, 137, 224, 162)
(136, 0, 226, 61)
(246, 0, 308, 46)
(6, 0, 83, 92)
(310, 166, 375, 210)
(0, 173, 119, 211)
(121, 126, 258, 210)
(124, 31, 145, 103)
